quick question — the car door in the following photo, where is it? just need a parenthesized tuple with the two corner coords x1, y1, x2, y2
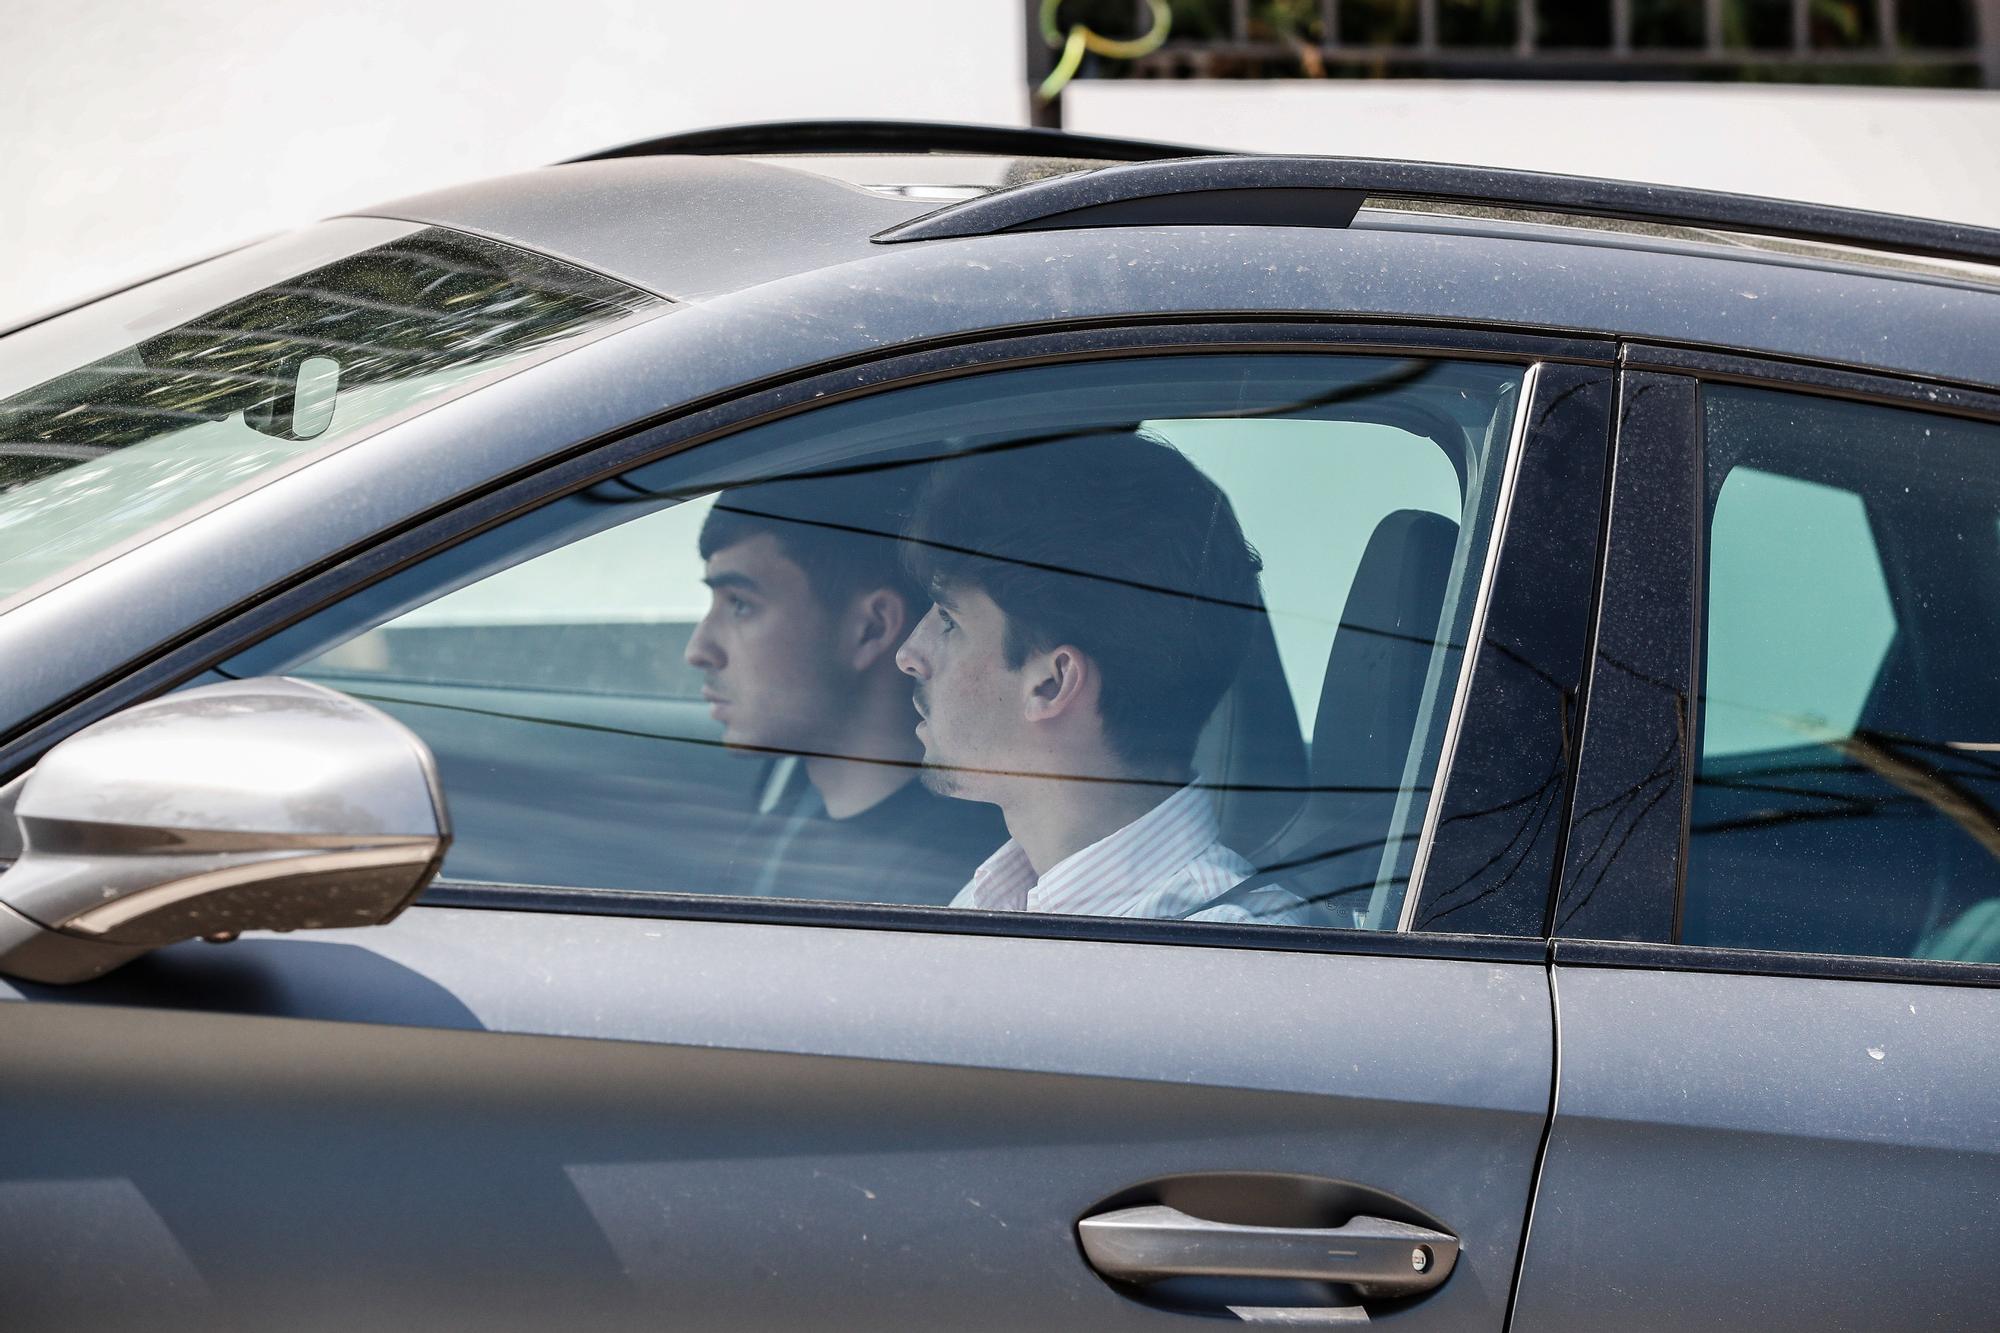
(0, 327, 1608, 1332)
(1512, 357, 2000, 1331)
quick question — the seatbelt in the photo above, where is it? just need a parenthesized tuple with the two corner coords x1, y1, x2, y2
(1175, 873, 1359, 927)
(745, 782, 825, 899)
(1174, 878, 1276, 920)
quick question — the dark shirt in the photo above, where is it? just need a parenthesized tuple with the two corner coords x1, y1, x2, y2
(725, 775, 1007, 907)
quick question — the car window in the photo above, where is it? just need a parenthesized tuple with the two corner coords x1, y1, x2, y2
(0, 220, 660, 603)
(225, 353, 1524, 931)
(1687, 385, 2000, 961)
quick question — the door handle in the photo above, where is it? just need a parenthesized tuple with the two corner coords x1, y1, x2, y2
(1077, 1204, 1458, 1298)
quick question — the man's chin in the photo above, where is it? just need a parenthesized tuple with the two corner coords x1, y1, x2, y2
(917, 763, 960, 797)
(717, 725, 763, 754)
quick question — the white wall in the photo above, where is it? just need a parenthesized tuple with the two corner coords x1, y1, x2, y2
(10, 2, 2000, 333)
(1066, 81, 2000, 227)
(0, 0, 1024, 327)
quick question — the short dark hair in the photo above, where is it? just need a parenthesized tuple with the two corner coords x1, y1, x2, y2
(903, 431, 1265, 772)
(699, 469, 926, 613)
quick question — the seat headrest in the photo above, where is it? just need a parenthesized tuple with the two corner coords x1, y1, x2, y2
(1312, 509, 1460, 794)
(1230, 507, 1462, 923)
(1193, 609, 1308, 856)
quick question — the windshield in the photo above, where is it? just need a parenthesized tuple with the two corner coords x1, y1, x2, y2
(0, 219, 661, 604)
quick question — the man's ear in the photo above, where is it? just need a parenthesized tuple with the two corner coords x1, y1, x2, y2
(1023, 644, 1095, 723)
(848, 589, 910, 671)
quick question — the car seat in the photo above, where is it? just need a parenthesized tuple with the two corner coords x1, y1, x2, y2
(1194, 610, 1309, 860)
(1237, 509, 1460, 926)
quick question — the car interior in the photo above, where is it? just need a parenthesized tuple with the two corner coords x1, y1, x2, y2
(211, 355, 1518, 928)
(1686, 389, 2000, 961)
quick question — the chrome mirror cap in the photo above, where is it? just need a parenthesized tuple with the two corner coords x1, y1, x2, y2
(0, 677, 450, 984)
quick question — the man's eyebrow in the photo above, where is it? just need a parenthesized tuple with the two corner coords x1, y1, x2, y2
(702, 571, 760, 592)
(928, 584, 960, 611)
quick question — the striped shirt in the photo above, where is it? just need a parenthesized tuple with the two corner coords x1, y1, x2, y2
(950, 782, 1310, 924)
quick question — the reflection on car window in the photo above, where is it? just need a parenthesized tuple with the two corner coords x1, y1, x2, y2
(0, 221, 659, 601)
(1689, 386, 2000, 962)
(1703, 468, 1895, 757)
(230, 353, 1524, 930)
(313, 498, 720, 700)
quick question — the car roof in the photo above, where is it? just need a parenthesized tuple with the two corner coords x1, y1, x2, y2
(356, 155, 941, 303)
(353, 129, 2000, 392)
(9, 123, 1998, 747)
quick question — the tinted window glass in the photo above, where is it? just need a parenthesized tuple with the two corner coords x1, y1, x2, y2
(228, 354, 1524, 930)
(1689, 385, 2000, 961)
(0, 221, 659, 601)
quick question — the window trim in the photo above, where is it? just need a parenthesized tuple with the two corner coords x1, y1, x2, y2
(1550, 370, 1703, 943)
(4, 318, 1609, 957)
(1406, 362, 1617, 936)
(423, 881, 1548, 964)
(1555, 938, 2000, 991)
(1556, 348, 2000, 985)
(1621, 343, 2000, 425)
(1398, 363, 1543, 930)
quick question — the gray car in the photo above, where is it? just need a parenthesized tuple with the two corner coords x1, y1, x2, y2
(1, 120, 1996, 1332)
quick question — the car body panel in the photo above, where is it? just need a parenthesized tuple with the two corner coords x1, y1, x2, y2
(359, 157, 933, 302)
(0, 913, 1553, 1331)
(1514, 965, 2000, 1332)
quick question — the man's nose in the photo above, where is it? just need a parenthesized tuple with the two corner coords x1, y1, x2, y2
(894, 629, 928, 680)
(685, 613, 722, 670)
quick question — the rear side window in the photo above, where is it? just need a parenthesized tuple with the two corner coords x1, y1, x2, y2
(1688, 386, 2000, 962)
(225, 353, 1525, 934)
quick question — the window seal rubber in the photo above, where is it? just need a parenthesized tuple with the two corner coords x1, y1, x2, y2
(1554, 937, 2000, 991)
(418, 880, 1548, 964)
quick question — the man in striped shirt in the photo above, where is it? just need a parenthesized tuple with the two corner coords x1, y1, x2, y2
(894, 430, 1307, 926)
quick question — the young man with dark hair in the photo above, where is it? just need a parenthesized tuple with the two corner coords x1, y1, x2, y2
(687, 469, 1003, 905)
(894, 431, 1306, 923)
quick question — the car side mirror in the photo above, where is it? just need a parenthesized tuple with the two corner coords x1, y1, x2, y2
(0, 677, 450, 984)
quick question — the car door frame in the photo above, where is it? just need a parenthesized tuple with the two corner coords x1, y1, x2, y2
(1, 316, 1614, 1332)
(3, 315, 1614, 950)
